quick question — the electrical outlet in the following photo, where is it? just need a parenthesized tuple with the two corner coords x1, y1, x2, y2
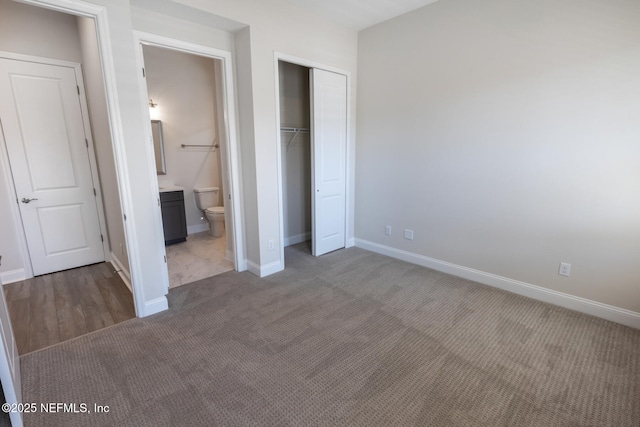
(268, 239, 274, 250)
(385, 225, 392, 236)
(403, 229, 414, 240)
(559, 262, 571, 277)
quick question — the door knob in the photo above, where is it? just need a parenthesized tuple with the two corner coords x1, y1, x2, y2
(21, 198, 38, 204)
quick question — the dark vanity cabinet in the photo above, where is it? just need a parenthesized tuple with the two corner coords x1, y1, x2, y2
(160, 190, 187, 245)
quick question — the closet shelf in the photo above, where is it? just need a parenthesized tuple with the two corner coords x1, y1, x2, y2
(281, 127, 310, 151)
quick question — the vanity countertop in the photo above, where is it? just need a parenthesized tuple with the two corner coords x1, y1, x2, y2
(159, 185, 184, 193)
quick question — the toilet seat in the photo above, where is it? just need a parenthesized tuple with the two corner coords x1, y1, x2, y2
(206, 206, 224, 214)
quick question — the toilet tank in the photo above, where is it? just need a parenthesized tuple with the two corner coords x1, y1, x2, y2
(193, 187, 219, 210)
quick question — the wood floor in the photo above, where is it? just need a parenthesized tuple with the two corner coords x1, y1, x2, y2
(3, 262, 135, 355)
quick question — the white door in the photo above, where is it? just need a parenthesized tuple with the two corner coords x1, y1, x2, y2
(0, 58, 105, 276)
(311, 69, 347, 256)
(0, 261, 22, 427)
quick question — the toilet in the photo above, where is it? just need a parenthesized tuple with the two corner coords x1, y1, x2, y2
(194, 187, 225, 237)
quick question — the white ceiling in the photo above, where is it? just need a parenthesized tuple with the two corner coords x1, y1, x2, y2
(285, 0, 441, 30)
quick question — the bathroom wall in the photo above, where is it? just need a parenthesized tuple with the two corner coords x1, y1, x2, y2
(279, 61, 311, 246)
(142, 44, 223, 234)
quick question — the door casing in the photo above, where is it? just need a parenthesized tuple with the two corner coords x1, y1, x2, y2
(133, 31, 246, 283)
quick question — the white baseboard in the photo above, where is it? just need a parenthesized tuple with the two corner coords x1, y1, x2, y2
(187, 223, 209, 235)
(236, 258, 248, 272)
(260, 260, 284, 277)
(284, 232, 310, 247)
(346, 237, 355, 248)
(0, 268, 27, 285)
(247, 260, 260, 276)
(140, 296, 169, 317)
(247, 259, 284, 278)
(109, 252, 132, 293)
(355, 239, 640, 329)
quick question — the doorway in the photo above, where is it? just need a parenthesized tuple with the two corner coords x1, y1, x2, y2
(276, 57, 349, 261)
(141, 44, 231, 287)
(0, 1, 135, 351)
(134, 32, 244, 288)
(279, 61, 312, 252)
(0, 1, 131, 287)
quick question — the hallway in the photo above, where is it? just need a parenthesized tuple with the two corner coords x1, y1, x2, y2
(3, 262, 135, 354)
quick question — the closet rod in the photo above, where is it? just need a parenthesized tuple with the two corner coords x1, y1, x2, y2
(181, 143, 219, 148)
(281, 126, 310, 133)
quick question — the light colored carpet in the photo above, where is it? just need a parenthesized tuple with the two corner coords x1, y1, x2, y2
(20, 243, 640, 426)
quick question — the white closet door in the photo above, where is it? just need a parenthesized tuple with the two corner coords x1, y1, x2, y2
(311, 68, 347, 256)
(0, 58, 105, 275)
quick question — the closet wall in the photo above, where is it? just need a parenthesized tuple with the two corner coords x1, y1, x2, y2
(279, 61, 311, 246)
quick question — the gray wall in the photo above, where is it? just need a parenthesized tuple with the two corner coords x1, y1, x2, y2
(356, 0, 640, 312)
(0, 0, 81, 62)
(77, 16, 130, 275)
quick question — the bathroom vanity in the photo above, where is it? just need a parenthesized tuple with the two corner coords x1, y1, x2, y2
(159, 186, 187, 245)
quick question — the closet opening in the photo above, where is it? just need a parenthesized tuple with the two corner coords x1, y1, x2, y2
(279, 61, 312, 252)
(277, 58, 349, 264)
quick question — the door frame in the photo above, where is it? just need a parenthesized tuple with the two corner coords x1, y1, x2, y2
(0, 52, 111, 277)
(133, 31, 246, 273)
(273, 52, 354, 268)
(13, 0, 154, 317)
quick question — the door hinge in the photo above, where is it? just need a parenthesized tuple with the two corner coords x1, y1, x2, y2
(100, 234, 104, 242)
(123, 214, 127, 221)
(164, 255, 167, 263)
(93, 188, 97, 196)
(85, 138, 88, 148)
(142, 68, 145, 78)
(77, 85, 80, 95)
(158, 197, 160, 207)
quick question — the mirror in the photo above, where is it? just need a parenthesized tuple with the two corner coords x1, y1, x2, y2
(151, 120, 166, 175)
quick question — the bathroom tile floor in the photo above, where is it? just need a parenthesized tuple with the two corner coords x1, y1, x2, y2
(165, 231, 234, 289)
